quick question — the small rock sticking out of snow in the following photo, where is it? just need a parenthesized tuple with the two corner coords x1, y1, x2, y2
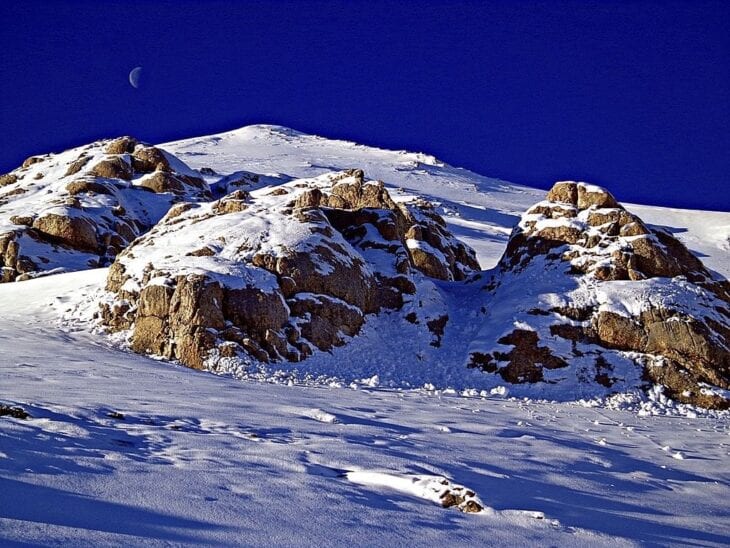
(346, 471, 486, 513)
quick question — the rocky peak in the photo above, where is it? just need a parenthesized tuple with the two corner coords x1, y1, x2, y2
(0, 137, 211, 282)
(468, 181, 730, 408)
(505, 182, 724, 288)
(100, 170, 479, 369)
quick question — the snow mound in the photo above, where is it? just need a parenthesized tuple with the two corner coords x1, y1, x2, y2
(346, 471, 486, 513)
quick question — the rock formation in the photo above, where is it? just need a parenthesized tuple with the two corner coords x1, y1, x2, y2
(468, 182, 730, 408)
(100, 170, 479, 369)
(0, 137, 210, 282)
(6, 130, 727, 410)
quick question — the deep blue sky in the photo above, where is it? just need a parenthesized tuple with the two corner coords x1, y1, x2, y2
(1, 1, 728, 210)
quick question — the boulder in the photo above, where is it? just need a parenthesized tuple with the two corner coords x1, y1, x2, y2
(131, 145, 170, 173)
(138, 171, 186, 194)
(546, 181, 578, 205)
(22, 156, 44, 168)
(65, 179, 112, 196)
(0, 174, 18, 187)
(105, 136, 139, 155)
(64, 155, 92, 176)
(32, 213, 99, 252)
(90, 157, 133, 180)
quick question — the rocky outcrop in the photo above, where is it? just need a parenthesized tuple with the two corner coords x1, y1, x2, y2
(100, 170, 479, 369)
(468, 181, 730, 408)
(0, 137, 211, 282)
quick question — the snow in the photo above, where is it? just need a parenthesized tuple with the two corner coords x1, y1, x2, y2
(302, 408, 338, 424)
(1, 273, 728, 546)
(1, 125, 729, 546)
(163, 125, 730, 277)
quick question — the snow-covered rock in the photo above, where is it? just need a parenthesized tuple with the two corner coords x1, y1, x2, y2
(468, 182, 730, 408)
(0, 137, 210, 282)
(100, 170, 479, 369)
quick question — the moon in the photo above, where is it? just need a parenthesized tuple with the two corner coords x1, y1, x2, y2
(129, 66, 142, 89)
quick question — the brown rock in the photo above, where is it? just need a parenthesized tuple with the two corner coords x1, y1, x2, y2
(546, 182, 578, 205)
(105, 136, 139, 155)
(1, 267, 15, 283)
(469, 329, 567, 383)
(90, 157, 133, 180)
(138, 282, 174, 318)
(627, 236, 684, 278)
(132, 145, 170, 173)
(32, 213, 99, 251)
(105, 262, 129, 292)
(212, 192, 249, 215)
(64, 155, 92, 176)
(528, 203, 577, 219)
(294, 188, 323, 209)
(289, 293, 364, 350)
(168, 275, 226, 332)
(9, 215, 34, 227)
(267, 187, 290, 196)
(621, 222, 649, 237)
(223, 286, 289, 337)
(0, 173, 19, 187)
(577, 184, 619, 210)
(253, 245, 376, 313)
(165, 202, 199, 220)
(138, 172, 185, 194)
(102, 170, 480, 369)
(586, 209, 638, 227)
(593, 311, 646, 350)
(66, 179, 112, 196)
(22, 156, 44, 168)
(409, 246, 450, 280)
(534, 224, 583, 245)
(131, 316, 167, 356)
(175, 328, 218, 369)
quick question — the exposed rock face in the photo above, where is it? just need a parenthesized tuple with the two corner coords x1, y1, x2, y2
(468, 181, 730, 408)
(32, 213, 100, 252)
(0, 137, 211, 282)
(101, 170, 479, 369)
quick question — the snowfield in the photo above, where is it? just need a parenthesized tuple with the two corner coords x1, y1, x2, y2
(1, 125, 729, 546)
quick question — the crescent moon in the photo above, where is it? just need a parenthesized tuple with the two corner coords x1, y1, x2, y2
(129, 66, 142, 89)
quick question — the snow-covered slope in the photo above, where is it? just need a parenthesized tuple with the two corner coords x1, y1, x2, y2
(1, 271, 729, 546)
(2, 125, 729, 546)
(163, 125, 730, 277)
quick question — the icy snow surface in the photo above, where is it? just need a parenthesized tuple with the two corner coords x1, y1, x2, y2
(1, 125, 729, 546)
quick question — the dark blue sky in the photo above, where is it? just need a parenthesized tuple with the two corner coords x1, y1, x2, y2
(1, 1, 728, 210)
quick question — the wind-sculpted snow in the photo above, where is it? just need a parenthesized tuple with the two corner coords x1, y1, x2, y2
(100, 169, 479, 369)
(468, 182, 730, 408)
(2, 270, 729, 546)
(0, 137, 210, 282)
